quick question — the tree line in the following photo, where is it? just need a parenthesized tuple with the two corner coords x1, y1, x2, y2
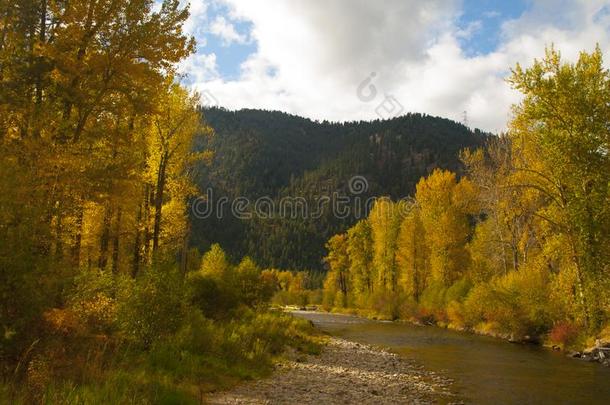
(323, 47, 610, 344)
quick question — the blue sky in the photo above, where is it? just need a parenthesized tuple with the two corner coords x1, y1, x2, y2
(182, 1, 256, 82)
(457, 0, 528, 55)
(176, 0, 610, 132)
(199, 1, 531, 79)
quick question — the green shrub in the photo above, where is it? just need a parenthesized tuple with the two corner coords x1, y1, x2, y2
(189, 274, 239, 319)
(307, 289, 324, 306)
(445, 278, 472, 303)
(174, 310, 218, 354)
(441, 279, 472, 328)
(118, 266, 186, 348)
(271, 290, 310, 307)
(234, 257, 273, 307)
(69, 270, 134, 334)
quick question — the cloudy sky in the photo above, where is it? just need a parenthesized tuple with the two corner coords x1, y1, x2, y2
(174, 0, 610, 133)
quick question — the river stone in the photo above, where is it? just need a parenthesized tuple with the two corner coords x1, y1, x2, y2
(206, 337, 456, 404)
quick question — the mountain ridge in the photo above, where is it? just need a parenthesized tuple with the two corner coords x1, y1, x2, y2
(191, 107, 490, 270)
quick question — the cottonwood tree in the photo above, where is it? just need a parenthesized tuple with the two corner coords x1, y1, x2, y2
(323, 233, 350, 308)
(368, 198, 405, 293)
(145, 82, 207, 257)
(346, 220, 373, 307)
(508, 46, 610, 329)
(395, 203, 429, 301)
(462, 139, 539, 282)
(415, 170, 477, 287)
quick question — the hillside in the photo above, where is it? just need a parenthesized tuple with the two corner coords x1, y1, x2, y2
(191, 107, 488, 270)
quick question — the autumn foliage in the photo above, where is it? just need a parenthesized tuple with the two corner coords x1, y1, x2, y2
(323, 47, 610, 344)
(0, 1, 319, 402)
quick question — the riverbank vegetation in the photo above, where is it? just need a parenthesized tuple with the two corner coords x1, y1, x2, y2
(0, 1, 319, 403)
(322, 47, 610, 350)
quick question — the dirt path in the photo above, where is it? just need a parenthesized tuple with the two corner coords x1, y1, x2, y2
(206, 338, 457, 404)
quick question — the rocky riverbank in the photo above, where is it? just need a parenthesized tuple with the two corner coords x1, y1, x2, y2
(206, 337, 457, 404)
(567, 339, 610, 367)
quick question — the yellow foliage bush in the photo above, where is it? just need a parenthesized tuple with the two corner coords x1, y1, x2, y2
(43, 308, 85, 337)
(72, 292, 117, 332)
(463, 266, 552, 338)
(446, 300, 466, 329)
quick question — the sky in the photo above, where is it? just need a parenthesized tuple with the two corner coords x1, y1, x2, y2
(173, 0, 610, 133)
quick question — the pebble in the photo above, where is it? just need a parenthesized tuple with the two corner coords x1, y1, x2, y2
(206, 337, 456, 404)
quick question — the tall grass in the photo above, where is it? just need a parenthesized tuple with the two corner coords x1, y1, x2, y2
(1, 310, 320, 404)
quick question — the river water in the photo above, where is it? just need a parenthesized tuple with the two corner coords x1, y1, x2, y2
(292, 311, 610, 404)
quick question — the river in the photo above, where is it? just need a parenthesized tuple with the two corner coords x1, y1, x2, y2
(292, 311, 610, 404)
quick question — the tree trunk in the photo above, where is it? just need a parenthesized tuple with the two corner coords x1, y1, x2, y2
(143, 183, 152, 262)
(111, 208, 121, 274)
(98, 204, 113, 270)
(179, 220, 190, 274)
(132, 200, 143, 277)
(569, 234, 590, 330)
(32, 0, 47, 139)
(152, 152, 168, 254)
(61, 0, 95, 141)
(71, 202, 84, 267)
(53, 199, 64, 259)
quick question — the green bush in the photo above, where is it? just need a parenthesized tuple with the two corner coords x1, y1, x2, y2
(174, 310, 218, 354)
(118, 266, 186, 348)
(189, 274, 239, 319)
(445, 278, 472, 303)
(3, 243, 321, 404)
(234, 257, 273, 307)
(272, 290, 310, 307)
(69, 270, 134, 334)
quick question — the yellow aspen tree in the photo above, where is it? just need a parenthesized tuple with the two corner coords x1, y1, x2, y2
(415, 170, 476, 287)
(368, 198, 406, 293)
(396, 204, 429, 301)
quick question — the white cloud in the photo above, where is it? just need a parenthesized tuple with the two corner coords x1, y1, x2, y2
(182, 0, 209, 40)
(209, 15, 248, 45)
(181, 0, 610, 132)
(179, 52, 219, 83)
(456, 20, 483, 40)
(483, 11, 501, 19)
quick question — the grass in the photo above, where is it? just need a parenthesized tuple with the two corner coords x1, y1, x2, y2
(1, 311, 322, 405)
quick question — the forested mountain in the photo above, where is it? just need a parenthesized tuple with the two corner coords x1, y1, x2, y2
(192, 108, 488, 270)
